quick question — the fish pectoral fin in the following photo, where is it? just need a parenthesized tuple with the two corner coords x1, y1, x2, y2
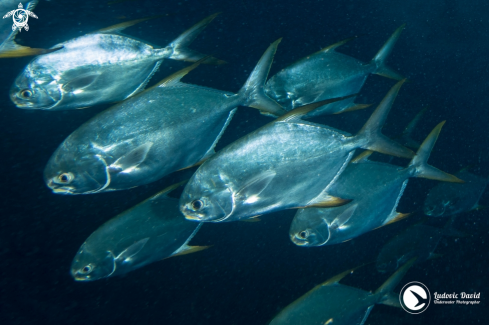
(235, 171, 276, 201)
(93, 16, 163, 34)
(62, 72, 102, 92)
(331, 204, 357, 229)
(110, 142, 153, 173)
(116, 238, 149, 261)
(301, 195, 352, 209)
(169, 245, 211, 258)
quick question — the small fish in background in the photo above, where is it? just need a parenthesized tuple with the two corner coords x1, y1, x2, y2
(269, 259, 416, 325)
(71, 182, 209, 281)
(180, 80, 414, 223)
(44, 40, 285, 195)
(264, 25, 405, 117)
(10, 13, 225, 110)
(289, 121, 462, 247)
(0, 0, 58, 58)
(376, 216, 464, 273)
(424, 168, 488, 217)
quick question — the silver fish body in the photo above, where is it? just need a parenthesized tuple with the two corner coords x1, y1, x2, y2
(265, 25, 405, 117)
(71, 185, 203, 281)
(270, 260, 415, 325)
(180, 80, 414, 223)
(290, 161, 409, 246)
(424, 170, 488, 217)
(44, 40, 284, 195)
(289, 121, 462, 247)
(376, 223, 444, 274)
(10, 14, 222, 110)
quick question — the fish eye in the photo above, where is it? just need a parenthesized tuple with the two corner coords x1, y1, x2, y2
(191, 200, 203, 211)
(20, 89, 33, 98)
(57, 172, 74, 184)
(80, 264, 92, 274)
(298, 230, 309, 239)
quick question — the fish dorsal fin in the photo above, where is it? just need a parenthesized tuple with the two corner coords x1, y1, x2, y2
(331, 204, 357, 230)
(153, 58, 205, 89)
(170, 245, 210, 258)
(152, 180, 188, 199)
(170, 13, 220, 49)
(321, 263, 367, 286)
(116, 238, 149, 261)
(351, 150, 374, 164)
(235, 171, 276, 201)
(110, 142, 153, 172)
(318, 35, 359, 53)
(93, 16, 162, 34)
(0, 40, 62, 58)
(62, 72, 101, 91)
(275, 94, 357, 122)
(333, 103, 372, 114)
(240, 217, 261, 223)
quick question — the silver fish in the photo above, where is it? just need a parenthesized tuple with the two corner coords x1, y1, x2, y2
(71, 182, 208, 281)
(44, 40, 285, 195)
(180, 80, 414, 223)
(289, 122, 463, 247)
(376, 217, 460, 273)
(0, 0, 55, 58)
(264, 25, 405, 117)
(424, 169, 487, 217)
(10, 13, 224, 110)
(269, 259, 415, 325)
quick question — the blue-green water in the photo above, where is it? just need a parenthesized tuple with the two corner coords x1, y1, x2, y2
(1, 0, 487, 324)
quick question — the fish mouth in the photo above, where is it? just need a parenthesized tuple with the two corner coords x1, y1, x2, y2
(291, 235, 308, 246)
(51, 186, 76, 195)
(73, 275, 90, 282)
(184, 213, 203, 221)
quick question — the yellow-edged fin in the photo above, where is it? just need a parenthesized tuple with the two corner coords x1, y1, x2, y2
(380, 212, 411, 227)
(320, 263, 368, 286)
(276, 94, 358, 122)
(157, 180, 188, 196)
(350, 150, 374, 164)
(318, 35, 359, 53)
(333, 103, 372, 114)
(93, 16, 164, 34)
(152, 57, 206, 89)
(0, 42, 62, 58)
(170, 245, 210, 258)
(295, 196, 352, 209)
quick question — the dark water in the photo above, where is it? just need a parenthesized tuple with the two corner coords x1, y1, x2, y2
(1, 0, 488, 324)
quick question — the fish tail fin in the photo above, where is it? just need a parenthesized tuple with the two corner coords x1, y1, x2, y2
(166, 13, 226, 65)
(407, 121, 464, 183)
(238, 39, 287, 117)
(353, 80, 414, 159)
(371, 24, 405, 80)
(375, 257, 416, 304)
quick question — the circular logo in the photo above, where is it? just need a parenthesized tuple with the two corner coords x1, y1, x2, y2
(399, 281, 431, 314)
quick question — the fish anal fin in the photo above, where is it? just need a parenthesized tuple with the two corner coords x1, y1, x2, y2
(170, 245, 210, 258)
(333, 103, 372, 114)
(382, 212, 411, 226)
(111, 142, 153, 172)
(301, 196, 352, 209)
(240, 216, 262, 223)
(350, 150, 374, 164)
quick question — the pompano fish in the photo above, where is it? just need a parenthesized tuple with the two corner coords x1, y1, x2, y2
(180, 80, 415, 223)
(269, 259, 416, 325)
(264, 25, 405, 117)
(44, 40, 285, 195)
(71, 182, 208, 281)
(0, 0, 56, 58)
(289, 122, 463, 247)
(424, 169, 487, 217)
(376, 217, 460, 273)
(10, 13, 224, 110)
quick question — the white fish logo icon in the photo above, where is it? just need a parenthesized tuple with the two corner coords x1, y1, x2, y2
(3, 3, 38, 32)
